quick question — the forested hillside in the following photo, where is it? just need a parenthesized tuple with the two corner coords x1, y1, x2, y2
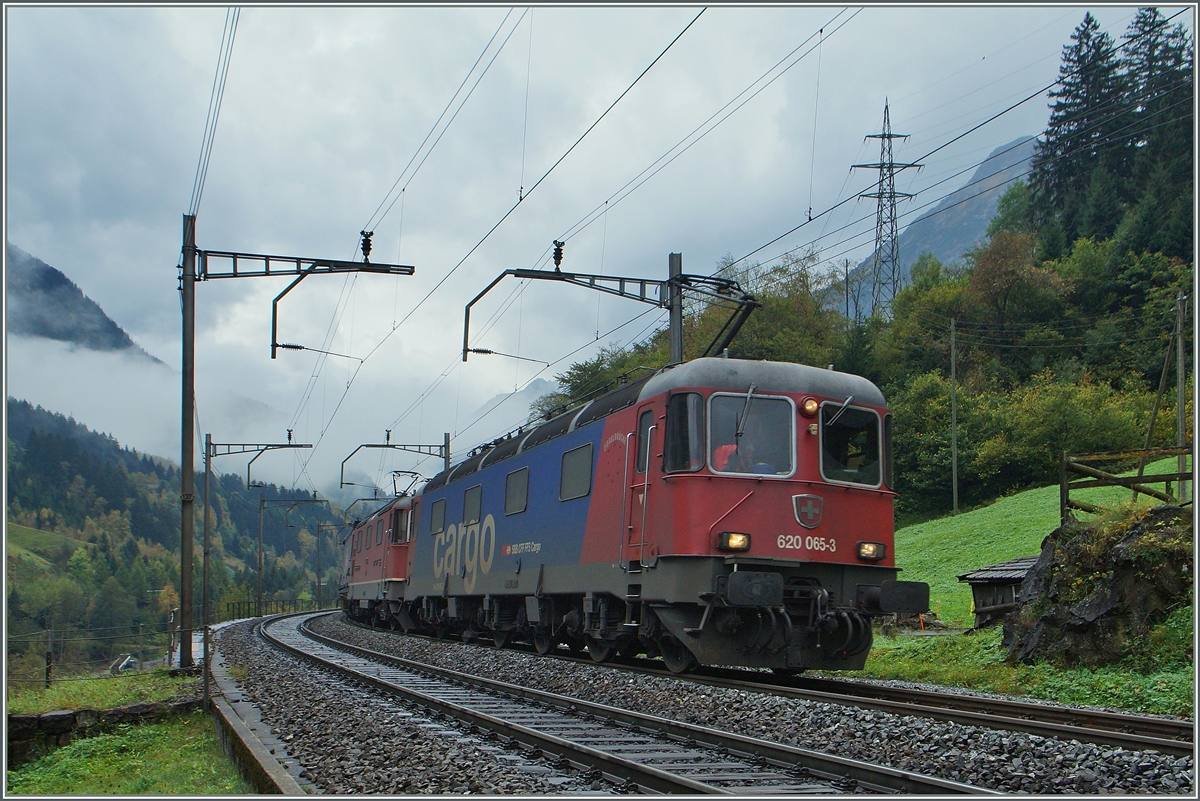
(6, 242, 161, 362)
(6, 399, 346, 678)
(531, 9, 1193, 521)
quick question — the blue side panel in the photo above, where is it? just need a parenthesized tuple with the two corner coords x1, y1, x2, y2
(408, 423, 604, 596)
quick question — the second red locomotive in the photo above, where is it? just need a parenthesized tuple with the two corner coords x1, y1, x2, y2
(342, 356, 928, 672)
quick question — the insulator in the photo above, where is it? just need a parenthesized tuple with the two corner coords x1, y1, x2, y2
(552, 240, 565, 269)
(360, 230, 374, 263)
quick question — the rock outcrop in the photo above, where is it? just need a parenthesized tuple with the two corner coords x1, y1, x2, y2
(1002, 505, 1192, 667)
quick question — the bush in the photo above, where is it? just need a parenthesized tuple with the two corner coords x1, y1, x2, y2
(970, 370, 1147, 492)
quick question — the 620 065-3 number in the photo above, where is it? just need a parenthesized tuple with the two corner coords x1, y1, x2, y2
(777, 534, 837, 552)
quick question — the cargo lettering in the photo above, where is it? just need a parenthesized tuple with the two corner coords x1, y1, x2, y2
(434, 514, 496, 593)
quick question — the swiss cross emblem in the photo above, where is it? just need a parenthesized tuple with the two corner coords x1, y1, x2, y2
(793, 495, 823, 529)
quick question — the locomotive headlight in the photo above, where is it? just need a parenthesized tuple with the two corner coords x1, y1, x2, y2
(856, 541, 887, 561)
(800, 397, 820, 417)
(718, 532, 752, 551)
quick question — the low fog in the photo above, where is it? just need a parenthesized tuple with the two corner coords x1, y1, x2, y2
(5, 333, 557, 497)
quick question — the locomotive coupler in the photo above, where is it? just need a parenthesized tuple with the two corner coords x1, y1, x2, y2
(806, 587, 831, 629)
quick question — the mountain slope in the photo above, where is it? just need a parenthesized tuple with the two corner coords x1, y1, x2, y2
(6, 241, 161, 363)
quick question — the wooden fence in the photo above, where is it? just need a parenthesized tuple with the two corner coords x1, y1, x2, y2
(1059, 445, 1192, 524)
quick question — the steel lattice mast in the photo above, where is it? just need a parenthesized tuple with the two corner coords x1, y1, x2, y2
(852, 101, 921, 315)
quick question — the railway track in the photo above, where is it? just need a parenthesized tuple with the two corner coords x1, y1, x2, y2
(341, 615, 1194, 758)
(262, 613, 995, 794)
(580, 657, 1196, 759)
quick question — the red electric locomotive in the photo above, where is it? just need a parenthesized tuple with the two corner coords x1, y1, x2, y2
(342, 357, 928, 673)
(341, 495, 415, 626)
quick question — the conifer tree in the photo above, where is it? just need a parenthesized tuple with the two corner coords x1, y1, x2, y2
(1116, 8, 1194, 258)
(1121, 8, 1192, 168)
(1031, 13, 1129, 242)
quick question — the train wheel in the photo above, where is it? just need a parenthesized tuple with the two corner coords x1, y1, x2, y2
(532, 629, 556, 655)
(493, 628, 512, 649)
(658, 635, 696, 674)
(586, 637, 613, 663)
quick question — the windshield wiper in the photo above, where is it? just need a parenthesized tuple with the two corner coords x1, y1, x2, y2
(735, 384, 758, 440)
(825, 394, 855, 428)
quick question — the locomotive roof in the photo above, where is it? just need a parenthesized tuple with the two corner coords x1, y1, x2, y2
(350, 495, 411, 529)
(638, 357, 886, 407)
(418, 357, 885, 495)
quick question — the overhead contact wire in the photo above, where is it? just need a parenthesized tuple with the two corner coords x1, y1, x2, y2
(363, 8, 517, 232)
(334, 5, 707, 385)
(722, 7, 1190, 272)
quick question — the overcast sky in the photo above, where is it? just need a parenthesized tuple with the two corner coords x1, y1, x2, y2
(5, 4, 1193, 498)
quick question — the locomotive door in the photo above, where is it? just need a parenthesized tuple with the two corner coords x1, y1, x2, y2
(625, 406, 656, 569)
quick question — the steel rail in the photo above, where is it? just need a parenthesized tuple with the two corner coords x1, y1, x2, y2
(557, 654, 1196, 758)
(263, 614, 766, 794)
(290, 614, 994, 794)
(260, 615, 720, 794)
(774, 673, 1193, 747)
(340, 615, 1193, 758)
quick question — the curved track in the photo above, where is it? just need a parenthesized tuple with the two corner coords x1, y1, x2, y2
(345, 615, 1194, 758)
(263, 613, 995, 795)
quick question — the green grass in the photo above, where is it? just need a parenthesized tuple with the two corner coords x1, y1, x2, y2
(5, 709, 251, 795)
(6, 522, 89, 558)
(843, 627, 1193, 717)
(5, 522, 88, 583)
(895, 457, 1191, 626)
(6, 670, 198, 716)
(867, 458, 1195, 716)
(5, 542, 52, 575)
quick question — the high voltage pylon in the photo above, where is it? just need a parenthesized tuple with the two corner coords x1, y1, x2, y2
(852, 100, 921, 315)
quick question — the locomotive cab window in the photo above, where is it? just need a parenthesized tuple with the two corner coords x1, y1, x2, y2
(463, 485, 482, 526)
(665, 393, 705, 472)
(429, 498, 446, 534)
(365, 524, 372, 550)
(560, 443, 593, 501)
(392, 508, 410, 543)
(708, 393, 794, 476)
(635, 410, 654, 473)
(506, 467, 529, 515)
(820, 404, 882, 487)
(375, 520, 383, 546)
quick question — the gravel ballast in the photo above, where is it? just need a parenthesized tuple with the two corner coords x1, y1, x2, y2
(306, 614, 1193, 795)
(216, 621, 597, 794)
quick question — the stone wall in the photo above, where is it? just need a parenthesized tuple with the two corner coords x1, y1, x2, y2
(7, 699, 200, 765)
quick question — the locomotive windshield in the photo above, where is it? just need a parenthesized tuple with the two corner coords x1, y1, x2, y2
(820, 404, 881, 486)
(708, 393, 794, 476)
